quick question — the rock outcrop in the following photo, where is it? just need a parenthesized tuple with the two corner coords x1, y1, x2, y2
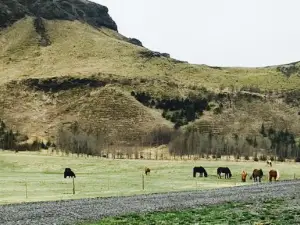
(0, 0, 118, 31)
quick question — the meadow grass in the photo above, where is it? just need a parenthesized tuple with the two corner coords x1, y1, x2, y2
(0, 151, 299, 205)
(88, 198, 300, 225)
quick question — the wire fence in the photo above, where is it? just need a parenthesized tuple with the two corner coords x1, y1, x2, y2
(1, 171, 298, 205)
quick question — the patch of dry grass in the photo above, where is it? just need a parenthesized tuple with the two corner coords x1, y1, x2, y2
(1, 17, 300, 91)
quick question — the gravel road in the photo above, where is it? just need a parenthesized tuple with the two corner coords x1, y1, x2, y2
(1, 180, 300, 225)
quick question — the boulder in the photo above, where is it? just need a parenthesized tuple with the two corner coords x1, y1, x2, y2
(0, 0, 118, 31)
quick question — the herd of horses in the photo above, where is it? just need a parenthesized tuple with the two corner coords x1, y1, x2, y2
(192, 163, 280, 182)
(64, 160, 279, 183)
(144, 161, 279, 183)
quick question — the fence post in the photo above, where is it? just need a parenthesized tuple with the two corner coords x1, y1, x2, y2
(72, 177, 75, 195)
(25, 180, 28, 199)
(107, 176, 110, 191)
(142, 174, 145, 190)
(294, 173, 296, 179)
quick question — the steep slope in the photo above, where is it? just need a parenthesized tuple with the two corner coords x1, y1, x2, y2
(0, 1, 300, 146)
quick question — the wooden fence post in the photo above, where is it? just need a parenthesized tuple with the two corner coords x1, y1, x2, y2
(294, 173, 296, 179)
(142, 174, 145, 190)
(73, 177, 75, 195)
(25, 180, 28, 199)
(107, 176, 110, 191)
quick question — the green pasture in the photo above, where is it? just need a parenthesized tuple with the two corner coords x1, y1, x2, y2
(89, 198, 300, 225)
(0, 151, 299, 205)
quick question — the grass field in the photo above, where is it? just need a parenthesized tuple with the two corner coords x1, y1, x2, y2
(88, 198, 300, 225)
(0, 150, 299, 205)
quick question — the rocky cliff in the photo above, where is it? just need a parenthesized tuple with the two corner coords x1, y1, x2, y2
(0, 0, 118, 30)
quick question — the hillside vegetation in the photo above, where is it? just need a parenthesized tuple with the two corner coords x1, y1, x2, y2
(1, 14, 300, 158)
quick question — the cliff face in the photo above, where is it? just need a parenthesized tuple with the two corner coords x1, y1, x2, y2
(0, 0, 118, 30)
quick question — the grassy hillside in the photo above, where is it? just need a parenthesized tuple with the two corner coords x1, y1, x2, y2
(1, 16, 300, 146)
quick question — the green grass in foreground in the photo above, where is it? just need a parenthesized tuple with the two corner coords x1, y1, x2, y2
(87, 198, 300, 225)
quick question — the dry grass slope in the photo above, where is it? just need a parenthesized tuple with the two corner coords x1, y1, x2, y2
(1, 17, 300, 91)
(1, 17, 300, 143)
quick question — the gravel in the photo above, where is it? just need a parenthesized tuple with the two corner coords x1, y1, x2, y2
(1, 180, 300, 225)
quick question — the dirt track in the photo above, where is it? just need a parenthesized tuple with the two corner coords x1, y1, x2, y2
(1, 180, 300, 225)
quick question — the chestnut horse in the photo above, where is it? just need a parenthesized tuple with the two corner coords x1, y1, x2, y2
(241, 170, 247, 182)
(269, 169, 280, 182)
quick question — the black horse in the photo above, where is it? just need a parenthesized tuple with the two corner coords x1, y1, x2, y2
(217, 167, 232, 179)
(250, 169, 263, 182)
(64, 168, 76, 178)
(193, 166, 208, 177)
(145, 167, 151, 175)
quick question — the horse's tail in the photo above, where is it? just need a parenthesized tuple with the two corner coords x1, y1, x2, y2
(276, 169, 280, 181)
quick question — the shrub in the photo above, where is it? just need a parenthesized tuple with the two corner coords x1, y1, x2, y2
(259, 155, 267, 161)
(253, 157, 259, 162)
(277, 157, 285, 162)
(244, 155, 249, 160)
(270, 156, 275, 161)
(295, 157, 300, 163)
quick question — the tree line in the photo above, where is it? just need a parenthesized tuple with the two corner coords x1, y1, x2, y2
(168, 124, 300, 162)
(0, 119, 52, 152)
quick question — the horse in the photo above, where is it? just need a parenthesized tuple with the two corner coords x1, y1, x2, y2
(145, 167, 151, 175)
(193, 166, 208, 177)
(64, 168, 76, 178)
(241, 170, 247, 182)
(250, 169, 263, 182)
(267, 160, 272, 167)
(269, 169, 280, 182)
(217, 167, 232, 179)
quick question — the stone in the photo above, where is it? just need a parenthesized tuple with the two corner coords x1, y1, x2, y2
(0, 0, 118, 31)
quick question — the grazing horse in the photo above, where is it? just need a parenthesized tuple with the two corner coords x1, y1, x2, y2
(267, 160, 272, 167)
(145, 167, 151, 175)
(250, 169, 263, 182)
(217, 167, 232, 179)
(241, 170, 247, 182)
(193, 166, 208, 177)
(269, 169, 280, 182)
(64, 168, 76, 178)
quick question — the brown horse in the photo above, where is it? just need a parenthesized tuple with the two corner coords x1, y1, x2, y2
(145, 167, 151, 175)
(241, 170, 247, 182)
(269, 169, 280, 182)
(250, 169, 263, 182)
